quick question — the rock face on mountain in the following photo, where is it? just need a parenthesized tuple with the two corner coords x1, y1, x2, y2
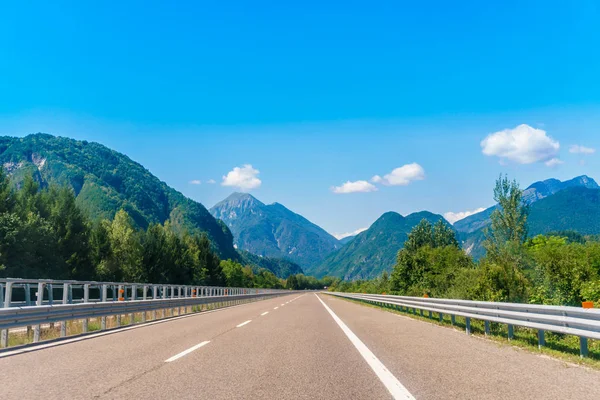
(313, 211, 448, 280)
(210, 193, 340, 273)
(454, 175, 599, 234)
(0, 133, 237, 259)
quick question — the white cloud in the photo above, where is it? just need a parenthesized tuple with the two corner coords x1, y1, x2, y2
(569, 145, 596, 155)
(207, 179, 216, 184)
(331, 180, 378, 194)
(443, 208, 486, 224)
(221, 164, 262, 190)
(372, 163, 425, 186)
(333, 227, 368, 240)
(545, 158, 564, 167)
(481, 124, 560, 164)
(189, 180, 201, 185)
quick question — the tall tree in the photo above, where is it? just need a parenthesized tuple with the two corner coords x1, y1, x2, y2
(479, 175, 530, 302)
(486, 175, 529, 251)
(433, 219, 459, 248)
(96, 210, 142, 282)
(404, 219, 434, 252)
(49, 187, 93, 279)
(0, 168, 15, 214)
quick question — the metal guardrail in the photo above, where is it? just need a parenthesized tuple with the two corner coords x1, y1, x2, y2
(0, 278, 289, 348)
(328, 292, 600, 358)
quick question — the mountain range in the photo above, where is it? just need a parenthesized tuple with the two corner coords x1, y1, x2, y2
(209, 192, 341, 273)
(4, 134, 600, 282)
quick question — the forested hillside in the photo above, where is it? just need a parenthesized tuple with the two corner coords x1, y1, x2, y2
(0, 133, 237, 259)
(314, 211, 448, 280)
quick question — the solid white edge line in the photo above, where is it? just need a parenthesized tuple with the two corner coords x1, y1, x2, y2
(236, 320, 252, 328)
(315, 294, 415, 400)
(165, 341, 210, 363)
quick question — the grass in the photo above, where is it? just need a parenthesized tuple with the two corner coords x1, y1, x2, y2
(3, 297, 259, 349)
(332, 295, 600, 370)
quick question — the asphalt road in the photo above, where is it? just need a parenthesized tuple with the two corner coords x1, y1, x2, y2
(1, 293, 600, 399)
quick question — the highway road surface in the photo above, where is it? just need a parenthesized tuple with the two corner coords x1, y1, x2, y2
(2, 293, 600, 399)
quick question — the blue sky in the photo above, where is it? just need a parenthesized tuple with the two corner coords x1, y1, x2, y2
(1, 1, 599, 237)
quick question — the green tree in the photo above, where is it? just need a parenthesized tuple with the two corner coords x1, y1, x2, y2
(391, 218, 468, 297)
(221, 259, 246, 287)
(404, 219, 434, 252)
(0, 168, 15, 214)
(479, 175, 531, 302)
(96, 210, 142, 281)
(191, 234, 224, 286)
(485, 175, 529, 252)
(526, 235, 600, 305)
(286, 274, 299, 290)
(48, 187, 93, 279)
(433, 219, 458, 248)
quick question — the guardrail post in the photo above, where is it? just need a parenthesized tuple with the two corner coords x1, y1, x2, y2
(24, 283, 31, 305)
(47, 284, 53, 305)
(439, 313, 444, 323)
(82, 284, 90, 333)
(101, 284, 107, 330)
(162, 285, 167, 318)
(152, 286, 157, 320)
(538, 330, 545, 349)
(130, 284, 136, 324)
(0, 282, 11, 348)
(484, 320, 490, 336)
(465, 317, 471, 335)
(170, 286, 175, 316)
(60, 283, 70, 337)
(580, 337, 588, 358)
(507, 324, 514, 340)
(451, 314, 456, 325)
(116, 285, 123, 327)
(428, 310, 432, 319)
(142, 285, 148, 322)
(47, 284, 54, 330)
(178, 286, 183, 316)
(25, 284, 32, 338)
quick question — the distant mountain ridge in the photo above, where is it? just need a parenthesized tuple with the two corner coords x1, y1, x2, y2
(210, 192, 341, 272)
(454, 175, 599, 233)
(313, 211, 448, 280)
